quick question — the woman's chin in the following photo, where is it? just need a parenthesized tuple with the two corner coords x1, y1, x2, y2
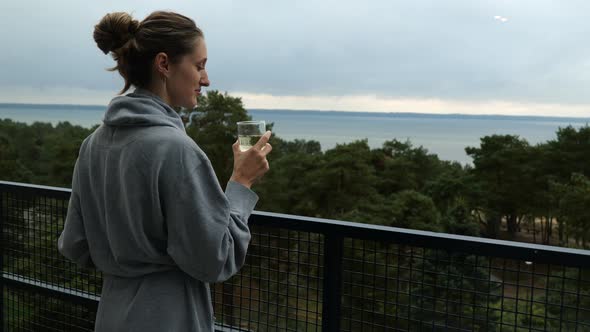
(188, 97, 198, 108)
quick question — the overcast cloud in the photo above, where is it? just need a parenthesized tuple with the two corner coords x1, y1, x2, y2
(1, 0, 589, 115)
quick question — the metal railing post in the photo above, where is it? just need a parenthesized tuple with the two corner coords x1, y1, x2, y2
(322, 234, 343, 331)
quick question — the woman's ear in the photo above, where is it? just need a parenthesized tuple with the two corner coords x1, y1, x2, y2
(154, 52, 170, 77)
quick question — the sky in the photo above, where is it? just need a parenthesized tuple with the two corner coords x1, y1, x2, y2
(1, 0, 590, 117)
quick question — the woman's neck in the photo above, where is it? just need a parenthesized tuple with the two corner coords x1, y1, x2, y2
(142, 81, 172, 106)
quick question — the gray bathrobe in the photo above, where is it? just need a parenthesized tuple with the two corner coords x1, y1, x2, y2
(58, 88, 258, 331)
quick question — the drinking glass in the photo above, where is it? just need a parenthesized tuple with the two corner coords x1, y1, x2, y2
(237, 120, 265, 151)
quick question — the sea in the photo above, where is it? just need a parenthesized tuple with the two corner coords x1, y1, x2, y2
(1, 103, 589, 164)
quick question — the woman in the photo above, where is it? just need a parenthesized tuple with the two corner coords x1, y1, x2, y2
(58, 11, 271, 331)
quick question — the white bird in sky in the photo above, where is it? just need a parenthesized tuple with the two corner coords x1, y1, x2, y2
(494, 15, 509, 23)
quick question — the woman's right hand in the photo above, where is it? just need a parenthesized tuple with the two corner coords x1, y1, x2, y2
(230, 131, 273, 188)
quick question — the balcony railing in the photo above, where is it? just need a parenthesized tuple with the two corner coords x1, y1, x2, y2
(1, 180, 589, 331)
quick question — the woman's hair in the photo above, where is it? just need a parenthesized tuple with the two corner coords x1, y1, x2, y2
(93, 11, 204, 94)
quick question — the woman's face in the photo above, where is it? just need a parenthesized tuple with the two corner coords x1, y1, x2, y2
(166, 38, 210, 109)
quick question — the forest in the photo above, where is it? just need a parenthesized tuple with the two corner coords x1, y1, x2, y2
(2, 91, 590, 248)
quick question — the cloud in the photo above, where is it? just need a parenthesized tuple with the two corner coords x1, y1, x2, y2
(0, 86, 115, 105)
(1, 0, 590, 114)
(236, 91, 590, 117)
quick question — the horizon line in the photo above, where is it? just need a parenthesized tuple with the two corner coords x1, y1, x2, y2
(1, 101, 590, 121)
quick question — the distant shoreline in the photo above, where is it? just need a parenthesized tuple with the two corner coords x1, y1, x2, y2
(1, 102, 590, 123)
(3, 102, 589, 164)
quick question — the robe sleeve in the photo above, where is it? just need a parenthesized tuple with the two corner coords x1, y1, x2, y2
(160, 144, 258, 283)
(58, 158, 95, 268)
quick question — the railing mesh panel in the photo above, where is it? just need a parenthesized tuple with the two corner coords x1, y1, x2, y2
(1, 184, 589, 331)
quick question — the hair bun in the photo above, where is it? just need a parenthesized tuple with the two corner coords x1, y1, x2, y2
(93, 12, 139, 55)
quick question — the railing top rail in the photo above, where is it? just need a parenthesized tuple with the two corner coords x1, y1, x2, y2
(0, 180, 70, 199)
(2, 180, 589, 267)
(251, 213, 590, 267)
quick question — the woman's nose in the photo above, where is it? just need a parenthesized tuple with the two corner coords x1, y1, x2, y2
(200, 71, 210, 87)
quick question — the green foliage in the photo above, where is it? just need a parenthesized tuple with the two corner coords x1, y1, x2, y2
(554, 173, 590, 248)
(372, 139, 444, 195)
(442, 198, 480, 236)
(466, 135, 533, 238)
(307, 140, 378, 217)
(0, 119, 95, 187)
(550, 125, 590, 180)
(388, 190, 441, 231)
(409, 252, 501, 330)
